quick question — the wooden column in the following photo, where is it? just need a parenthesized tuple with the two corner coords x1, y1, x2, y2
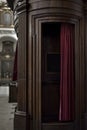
(13, 0, 29, 130)
(84, 2, 87, 130)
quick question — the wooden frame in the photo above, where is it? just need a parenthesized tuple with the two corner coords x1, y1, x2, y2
(28, 12, 85, 130)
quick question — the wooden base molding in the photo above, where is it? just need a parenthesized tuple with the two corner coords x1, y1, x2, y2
(14, 111, 27, 130)
(42, 122, 75, 130)
(83, 113, 87, 130)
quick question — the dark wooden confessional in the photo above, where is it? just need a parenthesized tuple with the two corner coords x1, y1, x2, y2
(11, 0, 87, 130)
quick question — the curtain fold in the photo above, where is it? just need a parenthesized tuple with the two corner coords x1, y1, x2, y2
(59, 23, 75, 121)
(12, 44, 17, 81)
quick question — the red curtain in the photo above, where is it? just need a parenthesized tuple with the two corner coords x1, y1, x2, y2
(59, 23, 75, 121)
(12, 44, 17, 81)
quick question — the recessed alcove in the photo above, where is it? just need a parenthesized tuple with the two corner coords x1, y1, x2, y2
(41, 22, 60, 122)
(41, 22, 75, 123)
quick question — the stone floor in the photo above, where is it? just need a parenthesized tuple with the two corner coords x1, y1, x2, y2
(0, 86, 17, 130)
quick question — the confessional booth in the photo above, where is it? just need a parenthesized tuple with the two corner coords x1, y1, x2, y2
(10, 0, 87, 130)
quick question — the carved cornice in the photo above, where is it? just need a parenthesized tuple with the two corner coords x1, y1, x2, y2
(28, 0, 84, 18)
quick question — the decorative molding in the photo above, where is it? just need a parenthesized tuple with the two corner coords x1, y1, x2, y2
(0, 30, 15, 34)
(14, 111, 29, 130)
(28, 0, 84, 18)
